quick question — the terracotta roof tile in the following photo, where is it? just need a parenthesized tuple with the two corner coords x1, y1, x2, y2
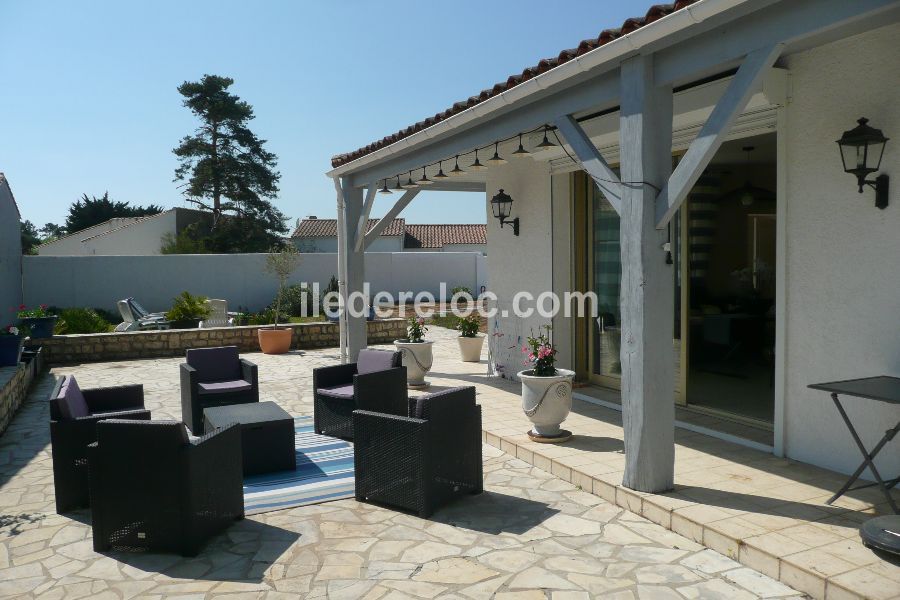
(291, 218, 405, 238)
(331, 1, 698, 169)
(404, 224, 487, 249)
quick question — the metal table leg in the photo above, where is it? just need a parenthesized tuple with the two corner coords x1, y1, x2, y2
(828, 393, 899, 514)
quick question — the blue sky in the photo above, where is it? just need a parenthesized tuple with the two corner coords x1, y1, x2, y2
(1, 1, 649, 230)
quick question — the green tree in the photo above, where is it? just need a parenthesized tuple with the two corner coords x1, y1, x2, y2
(20, 220, 41, 254)
(173, 74, 287, 252)
(64, 192, 163, 233)
(40, 222, 66, 241)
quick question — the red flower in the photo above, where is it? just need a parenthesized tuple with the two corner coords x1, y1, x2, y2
(19, 304, 26, 310)
(40, 304, 47, 309)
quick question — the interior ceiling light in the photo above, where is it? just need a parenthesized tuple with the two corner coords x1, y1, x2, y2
(511, 133, 531, 158)
(469, 148, 487, 171)
(719, 146, 774, 207)
(416, 167, 433, 185)
(433, 160, 449, 179)
(534, 125, 558, 151)
(449, 155, 465, 176)
(487, 141, 507, 165)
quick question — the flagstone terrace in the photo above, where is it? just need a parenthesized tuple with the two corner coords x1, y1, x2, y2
(0, 326, 896, 599)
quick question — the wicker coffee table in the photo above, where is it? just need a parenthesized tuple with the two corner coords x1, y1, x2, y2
(204, 401, 296, 476)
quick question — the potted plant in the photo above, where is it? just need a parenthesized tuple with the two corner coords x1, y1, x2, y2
(394, 316, 433, 388)
(456, 314, 485, 362)
(258, 244, 300, 354)
(165, 292, 211, 329)
(517, 326, 575, 443)
(17, 304, 58, 339)
(0, 325, 22, 367)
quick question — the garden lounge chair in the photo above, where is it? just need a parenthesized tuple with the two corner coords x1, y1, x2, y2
(88, 419, 244, 556)
(180, 346, 259, 435)
(114, 298, 169, 332)
(353, 386, 483, 517)
(312, 348, 406, 441)
(199, 298, 234, 328)
(49, 375, 150, 513)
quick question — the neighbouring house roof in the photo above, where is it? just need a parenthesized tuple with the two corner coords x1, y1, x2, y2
(331, 0, 699, 168)
(291, 218, 406, 238)
(38, 207, 206, 248)
(0, 173, 21, 218)
(404, 224, 487, 249)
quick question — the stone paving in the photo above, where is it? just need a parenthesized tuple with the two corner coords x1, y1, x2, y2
(0, 328, 811, 599)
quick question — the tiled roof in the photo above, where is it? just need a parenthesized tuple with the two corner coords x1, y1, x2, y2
(331, 1, 699, 169)
(291, 218, 406, 238)
(404, 224, 487, 249)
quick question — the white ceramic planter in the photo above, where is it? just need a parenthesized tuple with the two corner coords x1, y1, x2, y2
(394, 340, 434, 387)
(517, 368, 575, 437)
(457, 334, 485, 362)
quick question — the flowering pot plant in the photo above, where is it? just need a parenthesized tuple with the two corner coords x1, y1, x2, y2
(16, 304, 59, 339)
(395, 316, 433, 387)
(0, 325, 23, 367)
(456, 314, 485, 362)
(517, 325, 575, 442)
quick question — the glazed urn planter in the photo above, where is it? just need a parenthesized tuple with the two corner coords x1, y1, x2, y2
(517, 368, 575, 441)
(457, 334, 485, 362)
(258, 327, 292, 354)
(394, 340, 433, 388)
(0, 336, 23, 367)
(20, 316, 58, 339)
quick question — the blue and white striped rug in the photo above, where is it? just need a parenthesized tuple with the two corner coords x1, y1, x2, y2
(243, 416, 355, 515)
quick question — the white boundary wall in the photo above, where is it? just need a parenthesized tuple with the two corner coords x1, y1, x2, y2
(23, 252, 487, 313)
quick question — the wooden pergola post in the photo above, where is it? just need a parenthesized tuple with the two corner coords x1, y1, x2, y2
(338, 178, 367, 362)
(618, 54, 676, 493)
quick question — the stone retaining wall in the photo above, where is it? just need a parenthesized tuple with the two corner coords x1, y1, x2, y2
(24, 319, 406, 365)
(0, 348, 45, 436)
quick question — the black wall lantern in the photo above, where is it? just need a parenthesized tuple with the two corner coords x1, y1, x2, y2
(836, 117, 890, 209)
(490, 189, 519, 236)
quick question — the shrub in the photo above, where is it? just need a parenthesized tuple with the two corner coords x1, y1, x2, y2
(264, 244, 301, 327)
(54, 308, 114, 334)
(165, 291, 211, 322)
(450, 286, 472, 301)
(457, 314, 480, 338)
(270, 284, 316, 317)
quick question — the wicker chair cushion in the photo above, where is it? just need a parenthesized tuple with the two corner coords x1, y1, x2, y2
(57, 376, 90, 420)
(317, 384, 355, 399)
(356, 349, 400, 375)
(186, 346, 241, 383)
(197, 380, 252, 395)
(413, 386, 475, 419)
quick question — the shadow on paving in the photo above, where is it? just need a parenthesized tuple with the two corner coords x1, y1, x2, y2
(105, 518, 299, 582)
(430, 490, 560, 536)
(0, 372, 59, 488)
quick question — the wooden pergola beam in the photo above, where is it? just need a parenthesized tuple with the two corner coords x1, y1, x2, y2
(554, 115, 623, 214)
(354, 181, 377, 252)
(363, 189, 419, 250)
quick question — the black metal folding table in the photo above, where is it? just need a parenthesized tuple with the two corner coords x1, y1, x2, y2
(808, 376, 900, 514)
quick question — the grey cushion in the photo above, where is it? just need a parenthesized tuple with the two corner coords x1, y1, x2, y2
(186, 346, 242, 383)
(356, 349, 400, 375)
(318, 384, 355, 399)
(197, 380, 252, 395)
(57, 375, 90, 420)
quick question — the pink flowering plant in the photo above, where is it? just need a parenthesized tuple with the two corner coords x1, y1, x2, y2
(522, 325, 557, 376)
(1, 325, 19, 336)
(16, 304, 54, 319)
(406, 316, 428, 343)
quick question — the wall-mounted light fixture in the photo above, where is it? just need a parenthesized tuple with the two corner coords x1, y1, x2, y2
(836, 117, 890, 209)
(490, 189, 519, 236)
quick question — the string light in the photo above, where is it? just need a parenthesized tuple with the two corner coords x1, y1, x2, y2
(449, 155, 465, 176)
(434, 160, 449, 179)
(487, 141, 507, 165)
(469, 148, 487, 171)
(534, 125, 557, 151)
(511, 133, 531, 158)
(401, 170, 418, 189)
(392, 175, 405, 192)
(416, 167, 433, 185)
(378, 179, 392, 194)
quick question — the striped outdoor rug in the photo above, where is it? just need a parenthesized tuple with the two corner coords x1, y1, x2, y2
(243, 416, 355, 515)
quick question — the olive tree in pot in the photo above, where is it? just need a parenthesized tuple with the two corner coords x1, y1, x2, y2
(517, 326, 575, 443)
(258, 244, 300, 354)
(394, 316, 433, 388)
(456, 314, 485, 362)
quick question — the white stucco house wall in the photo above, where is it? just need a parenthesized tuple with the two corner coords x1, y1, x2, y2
(37, 208, 208, 256)
(326, 0, 900, 485)
(0, 174, 23, 314)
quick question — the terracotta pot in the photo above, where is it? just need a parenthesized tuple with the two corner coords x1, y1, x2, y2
(457, 334, 485, 362)
(394, 340, 433, 387)
(258, 327, 292, 354)
(517, 368, 575, 437)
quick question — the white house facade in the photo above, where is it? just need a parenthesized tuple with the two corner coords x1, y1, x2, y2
(326, 0, 900, 489)
(292, 217, 486, 254)
(0, 174, 23, 313)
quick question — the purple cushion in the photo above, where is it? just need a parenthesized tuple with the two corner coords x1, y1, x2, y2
(57, 376, 90, 420)
(318, 384, 355, 399)
(356, 349, 400, 375)
(186, 346, 242, 383)
(197, 380, 252, 395)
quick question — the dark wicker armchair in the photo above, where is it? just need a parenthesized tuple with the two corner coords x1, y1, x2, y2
(313, 348, 407, 441)
(353, 386, 483, 517)
(88, 419, 244, 556)
(180, 346, 259, 435)
(49, 375, 150, 513)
